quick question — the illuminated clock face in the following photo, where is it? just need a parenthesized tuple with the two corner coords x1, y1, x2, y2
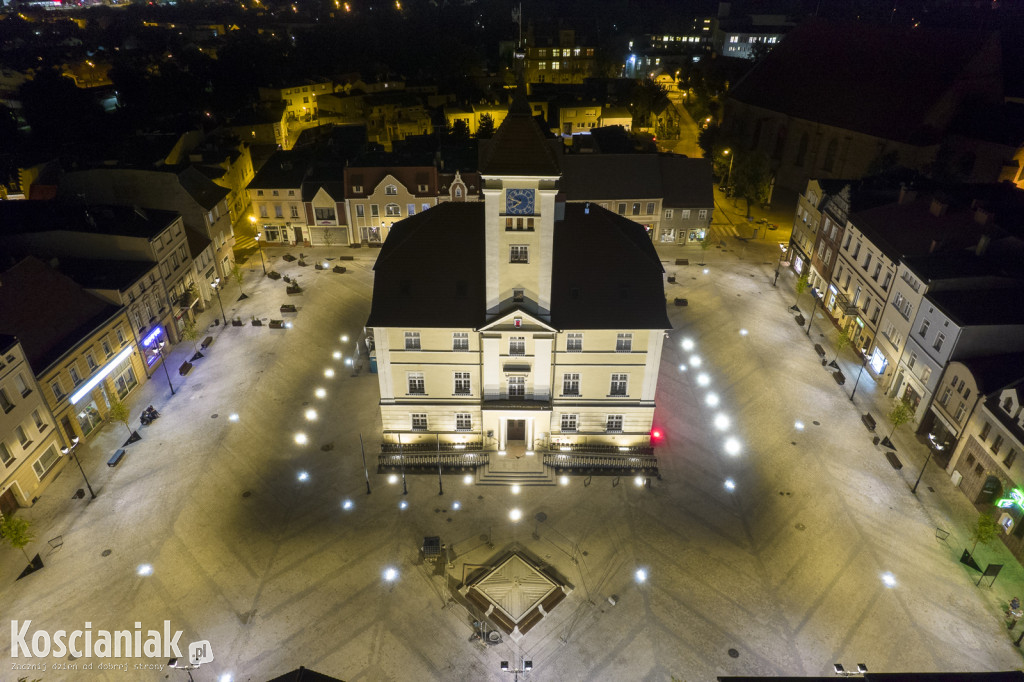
(505, 189, 535, 215)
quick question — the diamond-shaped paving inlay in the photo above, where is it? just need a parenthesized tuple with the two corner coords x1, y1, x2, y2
(476, 554, 557, 621)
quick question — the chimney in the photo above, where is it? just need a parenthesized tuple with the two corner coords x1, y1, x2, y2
(898, 184, 917, 205)
(974, 207, 992, 225)
(976, 234, 991, 256)
(929, 198, 948, 217)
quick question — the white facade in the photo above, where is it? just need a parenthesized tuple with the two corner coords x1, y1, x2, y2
(829, 221, 896, 356)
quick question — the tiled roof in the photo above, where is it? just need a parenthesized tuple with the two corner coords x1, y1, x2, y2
(479, 107, 561, 177)
(958, 353, 1024, 397)
(930, 286, 1024, 328)
(730, 19, 999, 144)
(176, 166, 230, 210)
(0, 201, 180, 239)
(52, 256, 154, 291)
(248, 149, 314, 191)
(0, 257, 122, 372)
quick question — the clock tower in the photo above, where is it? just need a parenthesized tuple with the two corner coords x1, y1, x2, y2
(479, 96, 561, 323)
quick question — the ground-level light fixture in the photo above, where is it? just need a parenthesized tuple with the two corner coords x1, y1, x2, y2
(697, 373, 710, 386)
(714, 413, 730, 431)
(219, 674, 234, 682)
(560, 475, 570, 486)
(388, 474, 398, 484)
(635, 568, 647, 583)
(634, 476, 644, 487)
(340, 335, 349, 342)
(294, 433, 308, 445)
(795, 421, 804, 430)
(345, 358, 353, 366)
(463, 474, 473, 485)
(682, 338, 695, 351)
(324, 368, 335, 378)
(342, 499, 353, 510)
(229, 413, 239, 422)
(705, 393, 720, 407)
(333, 351, 342, 359)
(511, 484, 521, 495)
(304, 409, 317, 421)
(740, 328, 749, 336)
(297, 471, 310, 482)
(399, 501, 408, 510)
(881, 572, 897, 588)
(724, 478, 736, 491)
(678, 364, 688, 372)
(689, 355, 702, 367)
(724, 437, 741, 456)
(452, 501, 461, 510)
(509, 508, 522, 522)
(137, 564, 153, 576)
(383, 567, 398, 582)
(315, 387, 326, 398)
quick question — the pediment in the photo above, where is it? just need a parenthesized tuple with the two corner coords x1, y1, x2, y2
(480, 308, 556, 333)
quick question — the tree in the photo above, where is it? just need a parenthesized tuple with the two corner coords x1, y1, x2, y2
(0, 514, 35, 565)
(447, 119, 470, 144)
(231, 263, 246, 297)
(833, 328, 853, 363)
(969, 512, 999, 558)
(794, 273, 810, 308)
(699, 233, 714, 266)
(475, 113, 495, 139)
(629, 78, 669, 129)
(697, 124, 722, 160)
(107, 398, 134, 439)
(731, 152, 772, 218)
(883, 396, 915, 448)
(322, 228, 335, 249)
(181, 319, 201, 359)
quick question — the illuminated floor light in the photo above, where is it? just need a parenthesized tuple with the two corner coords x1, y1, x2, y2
(702, 268, 709, 274)
(560, 475, 570, 486)
(705, 393, 720, 407)
(284, 322, 292, 328)
(322, 261, 330, 269)
(342, 499, 353, 510)
(696, 372, 710, 386)
(324, 368, 335, 378)
(635, 568, 647, 583)
(508, 508, 522, 522)
(304, 408, 317, 421)
(463, 474, 473, 484)
(294, 432, 308, 445)
(511, 484, 521, 495)
(341, 335, 349, 342)
(795, 421, 805, 430)
(713, 413, 730, 431)
(689, 355, 702, 368)
(333, 351, 342, 359)
(881, 572, 897, 588)
(634, 476, 644, 487)
(724, 437, 741, 456)
(219, 675, 234, 682)
(383, 567, 398, 581)
(724, 478, 736, 491)
(228, 413, 239, 422)
(740, 328, 749, 336)
(137, 564, 153, 576)
(682, 338, 695, 351)
(678, 364, 688, 372)
(345, 358, 353, 366)
(314, 387, 326, 399)
(388, 474, 398, 484)
(297, 471, 309, 482)
(452, 501, 461, 510)
(399, 500, 408, 510)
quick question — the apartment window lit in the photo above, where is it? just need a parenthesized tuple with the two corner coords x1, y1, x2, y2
(616, 333, 632, 352)
(610, 373, 628, 396)
(411, 413, 427, 430)
(561, 414, 578, 432)
(606, 414, 623, 433)
(452, 332, 469, 351)
(407, 204, 416, 216)
(508, 376, 525, 398)
(562, 373, 580, 396)
(407, 372, 425, 395)
(404, 331, 421, 350)
(566, 333, 583, 352)
(509, 337, 525, 356)
(454, 372, 471, 395)
(510, 245, 529, 263)
(456, 413, 472, 431)
(385, 204, 401, 217)
(314, 207, 336, 221)
(356, 205, 365, 218)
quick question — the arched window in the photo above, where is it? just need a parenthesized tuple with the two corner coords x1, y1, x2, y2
(385, 184, 398, 195)
(455, 186, 463, 198)
(794, 133, 809, 167)
(823, 138, 838, 173)
(385, 203, 401, 217)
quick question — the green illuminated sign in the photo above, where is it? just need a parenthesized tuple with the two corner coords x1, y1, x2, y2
(996, 488, 1024, 510)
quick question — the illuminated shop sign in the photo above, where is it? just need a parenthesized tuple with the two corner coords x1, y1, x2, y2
(69, 345, 134, 405)
(142, 326, 164, 347)
(869, 348, 887, 374)
(997, 488, 1024, 511)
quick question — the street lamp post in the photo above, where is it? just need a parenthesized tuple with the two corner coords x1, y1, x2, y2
(61, 436, 96, 499)
(773, 243, 787, 287)
(723, 148, 734, 188)
(849, 355, 869, 402)
(911, 434, 945, 494)
(397, 434, 408, 495)
(251, 217, 267, 276)
(157, 341, 175, 395)
(806, 289, 822, 337)
(211, 277, 227, 325)
(167, 658, 197, 682)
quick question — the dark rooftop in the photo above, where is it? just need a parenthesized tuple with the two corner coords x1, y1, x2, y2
(52, 257, 155, 292)
(929, 286, 1024, 327)
(248, 149, 315, 191)
(177, 166, 231, 210)
(479, 105, 561, 177)
(0, 201, 180, 240)
(957, 353, 1024, 397)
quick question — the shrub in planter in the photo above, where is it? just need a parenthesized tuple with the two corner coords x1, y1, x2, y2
(267, 271, 281, 280)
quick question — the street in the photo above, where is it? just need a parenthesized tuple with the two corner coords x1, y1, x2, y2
(2, 240, 1023, 681)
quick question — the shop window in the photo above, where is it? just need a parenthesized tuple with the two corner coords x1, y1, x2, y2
(112, 357, 138, 399)
(32, 444, 60, 480)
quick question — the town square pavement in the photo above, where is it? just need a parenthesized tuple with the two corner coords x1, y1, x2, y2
(3, 237, 1024, 682)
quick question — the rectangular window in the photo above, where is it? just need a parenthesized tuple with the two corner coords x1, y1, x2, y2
(562, 373, 580, 396)
(939, 387, 951, 406)
(566, 333, 583, 352)
(259, 205, 269, 218)
(980, 421, 991, 441)
(69, 366, 82, 386)
(616, 333, 632, 352)
(606, 414, 623, 433)
(102, 340, 113, 357)
(275, 205, 284, 218)
(919, 320, 930, 338)
(452, 332, 469, 351)
(852, 244, 861, 259)
(610, 373, 628, 396)
(407, 204, 416, 216)
(0, 388, 13, 413)
(116, 328, 126, 345)
(51, 379, 65, 401)
(954, 402, 966, 422)
(456, 413, 472, 431)
(370, 204, 380, 218)
(385, 204, 401, 217)
(510, 245, 529, 263)
(646, 202, 655, 214)
(0, 441, 12, 466)
(404, 331, 421, 350)
(561, 414, 578, 432)
(112, 357, 137, 398)
(698, 209, 708, 220)
(933, 333, 945, 352)
(921, 366, 932, 384)
(15, 373, 30, 397)
(843, 234, 852, 250)
(509, 337, 525, 356)
(32, 444, 60, 479)
(513, 289, 524, 302)
(681, 209, 691, 219)
(617, 203, 626, 215)
(16, 425, 29, 447)
(454, 372, 471, 395)
(882, 273, 892, 291)
(411, 413, 427, 430)
(873, 263, 882, 280)
(32, 409, 44, 430)
(508, 376, 525, 398)
(1005, 449, 1018, 469)
(314, 207, 336, 220)
(664, 209, 673, 219)
(863, 254, 872, 270)
(407, 372, 425, 394)
(356, 205, 365, 218)
(992, 434, 1004, 455)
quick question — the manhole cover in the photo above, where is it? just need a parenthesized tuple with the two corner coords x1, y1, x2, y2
(728, 648, 740, 658)
(101, 549, 112, 557)
(211, 413, 219, 419)
(812, 420, 821, 426)
(582, 551, 588, 557)
(791, 441, 797, 445)
(479, 534, 489, 542)
(795, 523, 806, 531)
(242, 491, 252, 498)
(535, 512, 547, 522)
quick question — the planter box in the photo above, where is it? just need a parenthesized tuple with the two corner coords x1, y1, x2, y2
(339, 255, 355, 261)
(794, 315, 805, 326)
(231, 318, 244, 327)
(286, 286, 302, 295)
(269, 319, 285, 329)
(298, 260, 309, 267)
(674, 258, 689, 265)
(314, 263, 324, 270)
(674, 298, 688, 306)
(282, 253, 297, 262)
(280, 304, 298, 314)
(251, 319, 263, 326)
(178, 361, 193, 376)
(267, 271, 281, 280)
(333, 266, 347, 273)
(349, 243, 362, 249)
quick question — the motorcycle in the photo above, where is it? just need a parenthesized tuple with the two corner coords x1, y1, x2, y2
(139, 405, 161, 427)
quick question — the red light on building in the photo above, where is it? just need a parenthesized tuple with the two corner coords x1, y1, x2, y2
(650, 428, 663, 442)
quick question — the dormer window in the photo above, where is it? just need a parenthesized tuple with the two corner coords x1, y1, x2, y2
(418, 184, 429, 192)
(1006, 397, 1015, 413)
(352, 185, 363, 193)
(385, 184, 398, 195)
(455, 187, 462, 198)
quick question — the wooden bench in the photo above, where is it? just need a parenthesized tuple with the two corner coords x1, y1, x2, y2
(338, 255, 355, 260)
(861, 413, 877, 432)
(814, 344, 826, 358)
(200, 335, 213, 350)
(674, 298, 688, 306)
(675, 258, 689, 265)
(333, 265, 347, 273)
(108, 448, 126, 467)
(178, 361, 193, 376)
(832, 370, 846, 385)
(885, 451, 903, 470)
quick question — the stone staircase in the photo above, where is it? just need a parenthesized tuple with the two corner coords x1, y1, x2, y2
(475, 452, 556, 486)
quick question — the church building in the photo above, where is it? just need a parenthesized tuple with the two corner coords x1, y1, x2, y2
(365, 96, 670, 472)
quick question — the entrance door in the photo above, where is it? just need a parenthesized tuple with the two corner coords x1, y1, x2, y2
(294, 226, 303, 244)
(507, 420, 526, 441)
(0, 487, 17, 516)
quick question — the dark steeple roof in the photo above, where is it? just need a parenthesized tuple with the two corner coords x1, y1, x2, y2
(478, 102, 560, 177)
